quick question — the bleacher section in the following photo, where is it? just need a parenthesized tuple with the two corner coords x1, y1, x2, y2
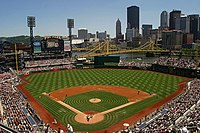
(0, 72, 58, 133)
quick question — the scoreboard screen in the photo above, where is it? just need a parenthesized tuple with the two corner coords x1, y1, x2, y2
(41, 38, 64, 53)
(47, 40, 59, 48)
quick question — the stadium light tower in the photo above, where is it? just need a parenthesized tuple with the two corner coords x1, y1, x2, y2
(67, 18, 74, 57)
(27, 16, 36, 55)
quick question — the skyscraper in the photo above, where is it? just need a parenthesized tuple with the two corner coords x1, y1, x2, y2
(199, 17, 200, 40)
(127, 6, 139, 31)
(199, 17, 200, 32)
(175, 16, 190, 32)
(199, 17, 200, 31)
(175, 17, 181, 30)
(97, 31, 107, 40)
(162, 30, 183, 50)
(169, 10, 181, 30)
(142, 24, 152, 40)
(160, 11, 168, 28)
(78, 28, 88, 40)
(189, 14, 199, 41)
(116, 18, 121, 38)
(180, 16, 190, 33)
(126, 28, 137, 41)
(116, 18, 124, 42)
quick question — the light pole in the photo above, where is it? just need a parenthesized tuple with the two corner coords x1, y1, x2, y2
(15, 43, 19, 74)
(67, 19, 74, 57)
(27, 16, 36, 56)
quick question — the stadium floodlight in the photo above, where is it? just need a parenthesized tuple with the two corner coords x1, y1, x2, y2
(67, 19, 74, 57)
(67, 19, 74, 28)
(27, 16, 36, 27)
(27, 16, 36, 55)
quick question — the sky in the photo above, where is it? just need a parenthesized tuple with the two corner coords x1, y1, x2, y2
(0, 0, 199, 38)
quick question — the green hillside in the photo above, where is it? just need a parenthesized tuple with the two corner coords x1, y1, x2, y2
(0, 35, 43, 44)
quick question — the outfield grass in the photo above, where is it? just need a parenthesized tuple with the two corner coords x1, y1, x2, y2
(25, 69, 186, 131)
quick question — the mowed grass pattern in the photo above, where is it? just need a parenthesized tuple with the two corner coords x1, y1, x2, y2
(63, 90, 129, 112)
(25, 69, 186, 131)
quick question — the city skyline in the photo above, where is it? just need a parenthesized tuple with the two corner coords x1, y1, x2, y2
(0, 0, 200, 37)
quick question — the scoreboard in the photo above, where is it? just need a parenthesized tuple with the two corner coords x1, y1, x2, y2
(41, 38, 64, 53)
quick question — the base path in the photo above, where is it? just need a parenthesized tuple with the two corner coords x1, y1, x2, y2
(99, 101, 136, 115)
(49, 85, 151, 102)
(48, 85, 154, 125)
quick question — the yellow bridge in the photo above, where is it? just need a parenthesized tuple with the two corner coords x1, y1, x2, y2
(74, 41, 170, 58)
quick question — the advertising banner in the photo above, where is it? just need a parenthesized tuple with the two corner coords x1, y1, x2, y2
(33, 42, 41, 53)
(64, 40, 71, 51)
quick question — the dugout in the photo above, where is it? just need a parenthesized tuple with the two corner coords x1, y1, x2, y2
(94, 56, 120, 68)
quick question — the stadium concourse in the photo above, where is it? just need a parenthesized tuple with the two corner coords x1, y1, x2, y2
(0, 57, 199, 133)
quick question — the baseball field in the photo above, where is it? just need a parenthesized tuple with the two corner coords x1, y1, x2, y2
(20, 69, 187, 132)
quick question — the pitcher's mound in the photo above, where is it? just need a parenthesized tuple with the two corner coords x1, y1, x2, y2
(75, 113, 104, 124)
(89, 98, 101, 103)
